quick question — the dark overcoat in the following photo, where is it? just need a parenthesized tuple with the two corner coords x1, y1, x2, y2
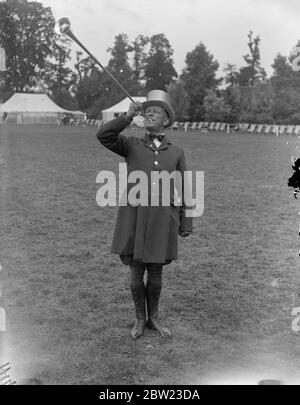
(97, 116, 193, 265)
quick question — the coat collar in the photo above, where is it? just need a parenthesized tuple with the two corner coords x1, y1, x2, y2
(143, 131, 172, 151)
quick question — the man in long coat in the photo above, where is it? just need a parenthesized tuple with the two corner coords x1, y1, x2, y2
(97, 90, 192, 338)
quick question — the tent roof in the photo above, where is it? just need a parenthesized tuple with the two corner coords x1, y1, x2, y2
(0, 93, 82, 114)
(102, 97, 147, 113)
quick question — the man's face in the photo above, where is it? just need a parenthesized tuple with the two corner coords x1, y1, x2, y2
(144, 105, 169, 131)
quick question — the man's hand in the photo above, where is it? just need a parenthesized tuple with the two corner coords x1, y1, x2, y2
(179, 231, 191, 237)
(125, 102, 143, 120)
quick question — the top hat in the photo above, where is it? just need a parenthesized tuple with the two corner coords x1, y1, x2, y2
(142, 90, 175, 127)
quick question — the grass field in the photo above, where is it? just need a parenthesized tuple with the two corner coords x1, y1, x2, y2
(1, 123, 300, 385)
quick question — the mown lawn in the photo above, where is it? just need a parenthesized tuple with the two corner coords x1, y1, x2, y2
(0, 124, 300, 384)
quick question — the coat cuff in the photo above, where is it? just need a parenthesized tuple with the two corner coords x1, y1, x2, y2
(122, 115, 133, 125)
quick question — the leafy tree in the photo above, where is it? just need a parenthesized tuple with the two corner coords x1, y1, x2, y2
(167, 80, 190, 121)
(181, 42, 220, 121)
(224, 63, 239, 86)
(270, 53, 300, 123)
(74, 34, 137, 117)
(74, 63, 109, 113)
(238, 31, 266, 86)
(223, 32, 268, 122)
(223, 86, 242, 122)
(272, 53, 300, 88)
(0, 0, 78, 110)
(203, 90, 231, 122)
(131, 34, 149, 89)
(106, 33, 138, 102)
(0, 0, 57, 91)
(51, 88, 79, 111)
(74, 51, 93, 83)
(46, 37, 73, 90)
(236, 81, 273, 123)
(144, 34, 177, 91)
(40, 35, 78, 109)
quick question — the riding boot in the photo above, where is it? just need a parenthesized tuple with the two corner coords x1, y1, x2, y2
(130, 283, 146, 339)
(146, 281, 171, 337)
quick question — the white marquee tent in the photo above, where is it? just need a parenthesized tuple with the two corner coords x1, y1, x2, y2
(0, 93, 84, 124)
(102, 97, 146, 123)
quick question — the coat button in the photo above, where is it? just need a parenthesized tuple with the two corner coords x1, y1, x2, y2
(155, 151, 159, 155)
(154, 161, 158, 165)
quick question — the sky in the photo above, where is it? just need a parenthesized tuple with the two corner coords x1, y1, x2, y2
(42, 0, 300, 77)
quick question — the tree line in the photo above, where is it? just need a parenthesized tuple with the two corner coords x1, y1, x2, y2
(1, 0, 300, 124)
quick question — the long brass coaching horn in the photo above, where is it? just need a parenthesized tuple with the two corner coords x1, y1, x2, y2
(57, 18, 147, 119)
